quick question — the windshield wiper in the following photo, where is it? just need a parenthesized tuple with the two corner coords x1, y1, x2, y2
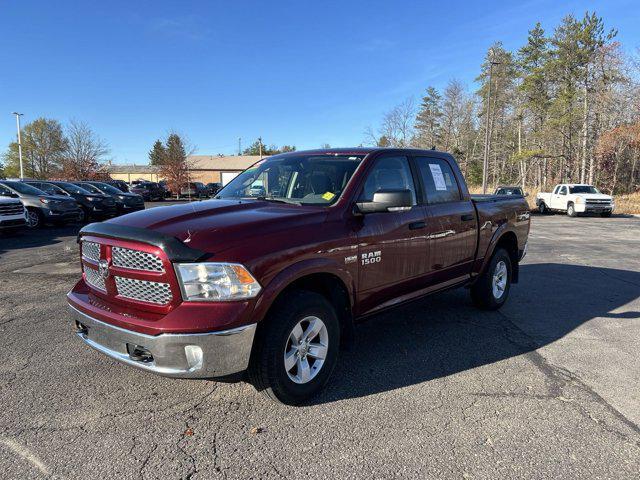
(255, 196, 301, 206)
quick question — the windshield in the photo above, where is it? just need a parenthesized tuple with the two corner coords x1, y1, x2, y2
(72, 183, 101, 194)
(1, 181, 46, 195)
(91, 182, 122, 194)
(216, 154, 365, 205)
(37, 183, 66, 195)
(569, 185, 599, 194)
(53, 182, 91, 195)
(497, 187, 522, 195)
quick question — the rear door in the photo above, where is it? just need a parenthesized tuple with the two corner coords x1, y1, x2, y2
(414, 155, 477, 283)
(355, 154, 429, 313)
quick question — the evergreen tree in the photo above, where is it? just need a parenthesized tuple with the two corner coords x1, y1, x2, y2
(148, 140, 166, 165)
(414, 86, 442, 149)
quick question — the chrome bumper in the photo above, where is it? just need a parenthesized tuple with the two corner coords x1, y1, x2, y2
(69, 305, 256, 378)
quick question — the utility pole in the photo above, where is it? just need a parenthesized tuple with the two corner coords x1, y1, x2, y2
(482, 58, 500, 194)
(12, 112, 24, 179)
(258, 137, 263, 159)
(238, 137, 241, 156)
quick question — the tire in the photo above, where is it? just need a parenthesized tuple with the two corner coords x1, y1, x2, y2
(471, 248, 512, 310)
(78, 208, 90, 223)
(567, 203, 577, 217)
(26, 208, 43, 229)
(600, 211, 612, 218)
(538, 202, 548, 214)
(248, 290, 340, 405)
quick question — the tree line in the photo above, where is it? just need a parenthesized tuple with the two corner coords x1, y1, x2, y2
(1, 118, 109, 180)
(366, 12, 640, 194)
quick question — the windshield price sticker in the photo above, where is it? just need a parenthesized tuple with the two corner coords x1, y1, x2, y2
(429, 164, 447, 191)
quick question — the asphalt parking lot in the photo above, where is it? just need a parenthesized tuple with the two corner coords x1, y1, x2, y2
(1, 207, 639, 479)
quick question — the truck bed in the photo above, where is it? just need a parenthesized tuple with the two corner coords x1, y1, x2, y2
(470, 194, 525, 203)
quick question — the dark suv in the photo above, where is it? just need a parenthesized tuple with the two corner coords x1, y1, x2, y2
(0, 180, 80, 228)
(179, 182, 208, 198)
(130, 182, 165, 201)
(29, 181, 117, 222)
(105, 180, 130, 193)
(75, 181, 145, 215)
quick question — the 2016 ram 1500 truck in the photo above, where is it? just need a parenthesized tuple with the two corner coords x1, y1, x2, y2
(68, 148, 530, 404)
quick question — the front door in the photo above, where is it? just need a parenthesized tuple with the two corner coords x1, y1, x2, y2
(355, 155, 428, 314)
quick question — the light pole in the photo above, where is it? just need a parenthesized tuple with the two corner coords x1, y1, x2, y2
(482, 58, 500, 194)
(12, 112, 24, 179)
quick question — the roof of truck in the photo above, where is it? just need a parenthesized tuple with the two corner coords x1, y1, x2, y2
(275, 147, 453, 157)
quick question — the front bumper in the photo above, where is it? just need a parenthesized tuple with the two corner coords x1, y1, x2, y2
(69, 305, 257, 378)
(575, 203, 614, 213)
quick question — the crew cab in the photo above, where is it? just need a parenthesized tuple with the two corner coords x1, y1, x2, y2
(536, 184, 614, 217)
(67, 148, 530, 404)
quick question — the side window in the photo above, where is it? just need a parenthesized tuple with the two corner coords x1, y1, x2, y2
(559, 186, 567, 195)
(415, 157, 461, 204)
(553, 186, 560, 194)
(359, 156, 416, 205)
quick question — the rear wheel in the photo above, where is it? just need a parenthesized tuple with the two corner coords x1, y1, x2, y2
(567, 203, 577, 217)
(538, 202, 548, 214)
(471, 248, 512, 310)
(248, 290, 340, 404)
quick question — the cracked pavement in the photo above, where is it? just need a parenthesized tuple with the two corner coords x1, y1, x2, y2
(0, 210, 639, 478)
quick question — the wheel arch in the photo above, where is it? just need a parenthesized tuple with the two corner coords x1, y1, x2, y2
(474, 228, 520, 284)
(251, 259, 356, 347)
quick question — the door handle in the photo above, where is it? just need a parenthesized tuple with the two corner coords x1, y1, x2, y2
(461, 214, 474, 221)
(409, 221, 426, 230)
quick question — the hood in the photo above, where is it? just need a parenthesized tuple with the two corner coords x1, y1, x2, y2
(106, 199, 328, 254)
(573, 193, 612, 200)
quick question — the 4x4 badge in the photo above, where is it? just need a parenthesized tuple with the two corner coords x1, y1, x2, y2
(98, 259, 110, 280)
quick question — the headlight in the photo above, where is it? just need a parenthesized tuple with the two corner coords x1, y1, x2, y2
(575, 197, 584, 203)
(174, 263, 261, 301)
(39, 198, 50, 204)
(117, 195, 125, 200)
(86, 196, 99, 202)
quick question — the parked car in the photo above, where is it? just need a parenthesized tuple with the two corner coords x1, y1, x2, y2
(205, 182, 222, 197)
(68, 148, 530, 404)
(0, 187, 27, 233)
(0, 180, 80, 228)
(104, 179, 130, 193)
(75, 181, 145, 216)
(158, 180, 173, 198)
(130, 182, 165, 201)
(179, 182, 208, 198)
(536, 183, 614, 217)
(494, 186, 525, 196)
(27, 181, 117, 223)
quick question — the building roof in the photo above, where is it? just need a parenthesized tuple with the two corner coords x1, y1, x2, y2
(108, 155, 262, 174)
(188, 155, 261, 170)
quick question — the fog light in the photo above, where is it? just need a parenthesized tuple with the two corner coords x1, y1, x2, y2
(184, 345, 203, 370)
(127, 344, 154, 363)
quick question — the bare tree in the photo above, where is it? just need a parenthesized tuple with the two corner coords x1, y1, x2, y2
(62, 120, 110, 179)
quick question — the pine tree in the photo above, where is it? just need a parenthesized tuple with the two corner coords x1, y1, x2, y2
(414, 87, 442, 149)
(148, 140, 166, 165)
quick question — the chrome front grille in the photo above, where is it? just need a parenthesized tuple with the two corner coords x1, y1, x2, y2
(114, 276, 172, 305)
(112, 247, 164, 272)
(82, 241, 101, 262)
(0, 204, 24, 216)
(586, 199, 611, 205)
(84, 266, 106, 291)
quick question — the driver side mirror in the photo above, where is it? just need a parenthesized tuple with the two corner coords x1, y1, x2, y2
(355, 189, 413, 214)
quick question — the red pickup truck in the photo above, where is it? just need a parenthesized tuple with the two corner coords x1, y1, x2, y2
(68, 148, 530, 404)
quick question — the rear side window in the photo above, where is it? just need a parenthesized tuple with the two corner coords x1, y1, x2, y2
(415, 157, 461, 204)
(359, 156, 417, 205)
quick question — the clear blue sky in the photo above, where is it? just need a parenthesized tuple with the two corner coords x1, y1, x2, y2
(1, 0, 639, 164)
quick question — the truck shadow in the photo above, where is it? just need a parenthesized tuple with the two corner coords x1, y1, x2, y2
(313, 263, 640, 405)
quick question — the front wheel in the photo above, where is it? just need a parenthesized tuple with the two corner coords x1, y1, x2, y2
(471, 248, 512, 310)
(248, 290, 340, 404)
(601, 211, 612, 218)
(26, 208, 43, 228)
(567, 203, 577, 217)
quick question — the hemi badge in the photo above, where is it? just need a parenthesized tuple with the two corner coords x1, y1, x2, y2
(344, 255, 357, 264)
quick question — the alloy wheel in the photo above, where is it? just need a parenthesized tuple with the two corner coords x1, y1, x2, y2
(284, 316, 329, 384)
(492, 260, 508, 299)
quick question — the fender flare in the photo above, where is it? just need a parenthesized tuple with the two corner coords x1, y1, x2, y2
(473, 223, 520, 284)
(249, 257, 356, 325)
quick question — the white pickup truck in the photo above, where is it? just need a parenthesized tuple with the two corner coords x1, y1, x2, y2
(536, 184, 614, 217)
